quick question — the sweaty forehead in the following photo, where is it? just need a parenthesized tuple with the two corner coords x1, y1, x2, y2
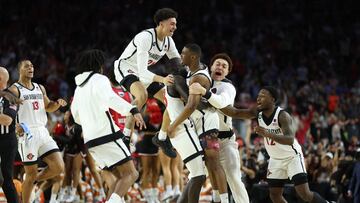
(214, 58, 229, 66)
(259, 89, 271, 97)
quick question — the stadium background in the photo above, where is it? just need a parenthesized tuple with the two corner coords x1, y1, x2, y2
(1, 0, 360, 202)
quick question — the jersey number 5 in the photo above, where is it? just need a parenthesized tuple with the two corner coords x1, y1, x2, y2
(265, 137, 275, 145)
(32, 101, 39, 110)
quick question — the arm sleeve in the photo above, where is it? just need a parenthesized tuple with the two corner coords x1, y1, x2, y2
(97, 76, 137, 116)
(206, 83, 236, 109)
(134, 32, 156, 84)
(3, 100, 18, 120)
(166, 37, 180, 59)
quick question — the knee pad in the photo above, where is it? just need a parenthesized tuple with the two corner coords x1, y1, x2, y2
(200, 135, 220, 151)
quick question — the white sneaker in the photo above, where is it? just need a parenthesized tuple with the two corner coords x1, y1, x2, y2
(65, 194, 76, 203)
(161, 191, 173, 202)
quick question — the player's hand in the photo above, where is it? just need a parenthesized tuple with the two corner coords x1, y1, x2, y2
(163, 75, 174, 86)
(15, 123, 24, 136)
(189, 82, 206, 95)
(57, 98, 67, 107)
(133, 113, 146, 130)
(1, 91, 23, 105)
(254, 126, 269, 137)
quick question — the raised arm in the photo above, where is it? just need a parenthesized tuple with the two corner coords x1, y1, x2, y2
(220, 105, 257, 120)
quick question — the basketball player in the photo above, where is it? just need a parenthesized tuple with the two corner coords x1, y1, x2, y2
(71, 49, 145, 203)
(0, 67, 19, 203)
(189, 53, 249, 203)
(164, 44, 207, 203)
(213, 86, 333, 203)
(167, 44, 229, 203)
(114, 8, 181, 157)
(9, 60, 67, 203)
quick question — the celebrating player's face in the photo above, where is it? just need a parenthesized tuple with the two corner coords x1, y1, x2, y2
(181, 47, 191, 66)
(256, 89, 272, 111)
(210, 58, 229, 81)
(19, 60, 34, 79)
(160, 18, 177, 36)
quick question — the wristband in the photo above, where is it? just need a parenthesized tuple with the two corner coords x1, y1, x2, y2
(130, 107, 140, 115)
(204, 90, 212, 99)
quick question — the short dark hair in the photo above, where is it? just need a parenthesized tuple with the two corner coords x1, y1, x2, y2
(184, 43, 202, 58)
(262, 86, 279, 102)
(154, 8, 178, 25)
(17, 59, 29, 70)
(210, 53, 233, 72)
(76, 49, 105, 74)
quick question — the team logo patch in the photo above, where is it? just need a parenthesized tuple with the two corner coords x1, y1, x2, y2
(127, 69, 135, 74)
(27, 153, 34, 160)
(119, 92, 125, 97)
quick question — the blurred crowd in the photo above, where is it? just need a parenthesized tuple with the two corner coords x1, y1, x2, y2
(1, 0, 360, 202)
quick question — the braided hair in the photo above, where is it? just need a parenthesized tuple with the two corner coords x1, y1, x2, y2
(76, 49, 106, 74)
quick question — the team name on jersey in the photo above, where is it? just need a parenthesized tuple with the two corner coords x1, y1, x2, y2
(23, 93, 43, 100)
(266, 128, 282, 135)
(149, 52, 162, 61)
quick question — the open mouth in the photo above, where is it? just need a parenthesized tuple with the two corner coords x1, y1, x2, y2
(215, 71, 222, 76)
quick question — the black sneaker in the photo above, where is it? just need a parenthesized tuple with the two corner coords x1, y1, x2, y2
(152, 133, 177, 158)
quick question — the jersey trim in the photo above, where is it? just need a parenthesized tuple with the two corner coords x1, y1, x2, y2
(153, 28, 167, 52)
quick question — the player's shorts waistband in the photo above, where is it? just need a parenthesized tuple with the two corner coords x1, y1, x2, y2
(218, 130, 233, 139)
(86, 131, 124, 149)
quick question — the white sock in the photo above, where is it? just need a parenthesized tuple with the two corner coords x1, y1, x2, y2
(152, 188, 159, 200)
(212, 190, 221, 202)
(158, 130, 167, 140)
(165, 185, 172, 193)
(220, 193, 229, 203)
(106, 193, 123, 203)
(123, 128, 131, 137)
(50, 193, 57, 201)
(71, 187, 77, 196)
(173, 185, 180, 193)
(143, 189, 152, 201)
(99, 188, 106, 197)
(66, 186, 71, 194)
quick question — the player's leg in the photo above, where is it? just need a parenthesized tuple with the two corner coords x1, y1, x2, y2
(219, 135, 249, 203)
(140, 155, 153, 202)
(22, 164, 38, 203)
(38, 151, 64, 181)
(267, 158, 288, 203)
(110, 160, 139, 200)
(85, 152, 106, 200)
(151, 85, 177, 157)
(170, 153, 181, 199)
(204, 147, 228, 203)
(169, 126, 206, 203)
(269, 187, 287, 203)
(100, 169, 116, 199)
(158, 150, 174, 200)
(290, 154, 328, 203)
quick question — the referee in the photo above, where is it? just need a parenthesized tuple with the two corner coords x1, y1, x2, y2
(0, 67, 19, 203)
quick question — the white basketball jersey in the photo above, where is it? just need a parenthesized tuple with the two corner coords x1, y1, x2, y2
(186, 65, 215, 120)
(119, 28, 179, 71)
(14, 82, 47, 128)
(258, 107, 302, 159)
(165, 90, 193, 131)
(211, 80, 235, 131)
